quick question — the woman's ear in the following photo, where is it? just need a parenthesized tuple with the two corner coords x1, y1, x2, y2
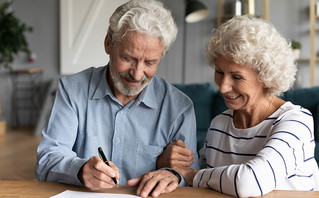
(104, 34, 111, 54)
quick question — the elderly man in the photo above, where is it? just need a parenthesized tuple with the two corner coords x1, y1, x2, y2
(35, 0, 198, 197)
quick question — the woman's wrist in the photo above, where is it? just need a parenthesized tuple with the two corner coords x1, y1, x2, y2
(184, 169, 198, 186)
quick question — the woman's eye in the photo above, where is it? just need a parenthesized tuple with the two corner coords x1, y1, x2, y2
(233, 75, 243, 80)
(216, 70, 223, 75)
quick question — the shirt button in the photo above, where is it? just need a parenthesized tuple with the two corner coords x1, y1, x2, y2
(116, 138, 120, 143)
(158, 148, 162, 153)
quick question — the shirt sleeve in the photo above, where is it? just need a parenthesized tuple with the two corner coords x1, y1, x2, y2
(169, 99, 200, 186)
(177, 100, 200, 171)
(35, 78, 86, 186)
(193, 108, 315, 197)
(186, 102, 200, 170)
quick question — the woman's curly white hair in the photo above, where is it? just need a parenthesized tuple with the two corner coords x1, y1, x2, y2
(206, 15, 297, 96)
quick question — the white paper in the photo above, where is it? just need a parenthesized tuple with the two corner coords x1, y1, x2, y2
(50, 190, 141, 198)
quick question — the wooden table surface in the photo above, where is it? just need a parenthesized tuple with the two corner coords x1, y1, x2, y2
(1, 180, 319, 198)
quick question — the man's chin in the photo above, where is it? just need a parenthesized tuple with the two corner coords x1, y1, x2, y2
(115, 78, 151, 97)
(126, 81, 142, 87)
(119, 85, 144, 97)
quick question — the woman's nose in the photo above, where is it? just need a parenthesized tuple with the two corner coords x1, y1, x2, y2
(218, 76, 232, 93)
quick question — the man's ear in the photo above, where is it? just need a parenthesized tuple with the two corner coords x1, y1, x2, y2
(104, 34, 111, 54)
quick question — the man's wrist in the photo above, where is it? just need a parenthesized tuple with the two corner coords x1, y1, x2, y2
(164, 168, 181, 183)
(77, 164, 85, 184)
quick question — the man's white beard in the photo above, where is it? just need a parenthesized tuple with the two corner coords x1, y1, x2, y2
(110, 66, 151, 97)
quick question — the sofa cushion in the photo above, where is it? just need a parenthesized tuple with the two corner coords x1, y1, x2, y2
(315, 141, 319, 166)
(281, 86, 319, 115)
(314, 104, 319, 142)
(314, 104, 319, 165)
(211, 91, 227, 119)
(174, 83, 216, 151)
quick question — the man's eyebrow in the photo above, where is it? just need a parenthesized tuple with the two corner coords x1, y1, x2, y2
(146, 59, 158, 62)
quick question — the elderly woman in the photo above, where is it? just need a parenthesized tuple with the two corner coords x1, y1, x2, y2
(170, 15, 319, 197)
(134, 15, 319, 198)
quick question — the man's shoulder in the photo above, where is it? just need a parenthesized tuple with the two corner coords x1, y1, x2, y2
(58, 66, 106, 97)
(61, 66, 105, 83)
(152, 76, 193, 106)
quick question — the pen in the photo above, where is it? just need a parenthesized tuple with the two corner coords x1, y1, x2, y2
(98, 147, 119, 187)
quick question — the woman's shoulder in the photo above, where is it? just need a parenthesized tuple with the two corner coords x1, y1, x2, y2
(276, 101, 312, 119)
(272, 101, 314, 140)
(210, 109, 234, 126)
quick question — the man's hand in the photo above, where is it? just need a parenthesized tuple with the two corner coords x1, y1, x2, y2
(127, 170, 179, 198)
(78, 156, 119, 190)
(156, 140, 194, 169)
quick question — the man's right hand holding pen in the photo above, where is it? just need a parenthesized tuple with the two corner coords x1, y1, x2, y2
(78, 155, 119, 190)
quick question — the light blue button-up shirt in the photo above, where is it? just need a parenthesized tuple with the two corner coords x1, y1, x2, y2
(35, 65, 199, 186)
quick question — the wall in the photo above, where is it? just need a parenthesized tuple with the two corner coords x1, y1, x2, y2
(158, 0, 216, 85)
(0, 0, 59, 126)
(0, 0, 317, 127)
(159, 0, 319, 87)
(59, 0, 128, 75)
(268, 0, 319, 87)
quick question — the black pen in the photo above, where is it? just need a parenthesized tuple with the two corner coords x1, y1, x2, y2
(98, 147, 119, 186)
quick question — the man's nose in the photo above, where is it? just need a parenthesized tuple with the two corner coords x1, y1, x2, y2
(130, 62, 144, 81)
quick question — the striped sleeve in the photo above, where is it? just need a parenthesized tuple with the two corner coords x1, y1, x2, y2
(193, 107, 316, 197)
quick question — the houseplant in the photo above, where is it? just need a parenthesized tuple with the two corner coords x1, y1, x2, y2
(291, 40, 301, 59)
(0, 1, 32, 69)
(0, 1, 32, 133)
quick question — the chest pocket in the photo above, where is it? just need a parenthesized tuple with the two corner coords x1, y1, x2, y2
(135, 143, 164, 176)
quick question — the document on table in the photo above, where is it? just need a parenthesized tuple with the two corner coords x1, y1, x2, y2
(50, 190, 141, 198)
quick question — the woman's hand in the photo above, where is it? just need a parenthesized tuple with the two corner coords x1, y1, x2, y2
(156, 140, 194, 169)
(174, 166, 198, 186)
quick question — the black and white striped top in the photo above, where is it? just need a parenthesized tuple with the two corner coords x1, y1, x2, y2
(194, 102, 319, 197)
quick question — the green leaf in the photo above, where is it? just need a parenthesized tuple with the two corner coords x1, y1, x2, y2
(0, 0, 32, 69)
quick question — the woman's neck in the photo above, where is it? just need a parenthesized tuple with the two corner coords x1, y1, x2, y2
(233, 96, 284, 129)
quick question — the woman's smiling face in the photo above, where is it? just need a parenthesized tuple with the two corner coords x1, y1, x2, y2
(214, 55, 266, 112)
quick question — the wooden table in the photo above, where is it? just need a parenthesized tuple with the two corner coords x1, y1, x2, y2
(1, 180, 319, 198)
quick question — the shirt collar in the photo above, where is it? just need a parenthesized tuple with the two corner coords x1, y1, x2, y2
(91, 66, 113, 100)
(135, 78, 157, 109)
(91, 65, 158, 109)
